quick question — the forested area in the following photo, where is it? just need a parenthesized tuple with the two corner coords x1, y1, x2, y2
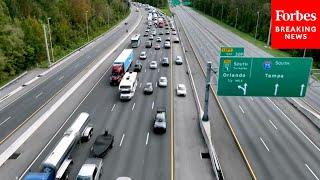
(191, 0, 320, 66)
(0, 0, 129, 85)
(135, 0, 168, 10)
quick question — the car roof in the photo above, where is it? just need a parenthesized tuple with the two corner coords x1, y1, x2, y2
(78, 164, 96, 177)
(178, 84, 185, 88)
(116, 177, 132, 180)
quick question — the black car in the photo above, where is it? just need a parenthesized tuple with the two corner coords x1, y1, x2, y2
(161, 57, 169, 66)
(133, 62, 142, 72)
(91, 130, 114, 158)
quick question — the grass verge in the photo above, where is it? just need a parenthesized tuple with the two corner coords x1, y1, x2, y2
(160, 6, 173, 17)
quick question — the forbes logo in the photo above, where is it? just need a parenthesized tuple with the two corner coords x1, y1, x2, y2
(275, 10, 317, 22)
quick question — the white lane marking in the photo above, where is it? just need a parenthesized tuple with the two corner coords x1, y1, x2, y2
(156, 82, 158, 87)
(132, 103, 136, 111)
(0, 116, 11, 127)
(119, 134, 125, 147)
(145, 69, 147, 72)
(260, 137, 270, 152)
(238, 105, 245, 114)
(111, 104, 116, 112)
(145, 132, 150, 145)
(158, 69, 160, 73)
(0, 11, 143, 168)
(58, 76, 64, 81)
(269, 120, 278, 130)
(0, 86, 24, 104)
(35, 92, 43, 99)
(200, 150, 202, 159)
(267, 98, 320, 152)
(305, 163, 319, 180)
(140, 83, 142, 88)
(250, 97, 254, 101)
(23, 77, 39, 86)
(152, 101, 154, 109)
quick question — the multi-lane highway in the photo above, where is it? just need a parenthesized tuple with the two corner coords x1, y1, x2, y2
(173, 5, 320, 180)
(0, 2, 320, 180)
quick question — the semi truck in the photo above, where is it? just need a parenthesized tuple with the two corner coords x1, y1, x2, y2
(24, 113, 93, 180)
(110, 49, 134, 85)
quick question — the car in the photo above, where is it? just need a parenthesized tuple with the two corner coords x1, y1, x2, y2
(90, 130, 114, 158)
(149, 61, 157, 69)
(144, 82, 153, 94)
(145, 41, 152, 48)
(116, 177, 132, 180)
(140, 51, 147, 59)
(133, 62, 142, 72)
(153, 107, 167, 134)
(145, 29, 150, 32)
(156, 37, 161, 42)
(155, 43, 161, 50)
(165, 37, 170, 42)
(144, 32, 148, 37)
(159, 31, 164, 35)
(77, 158, 103, 180)
(173, 37, 180, 43)
(165, 30, 170, 34)
(172, 31, 177, 35)
(176, 84, 187, 96)
(175, 56, 183, 65)
(161, 57, 169, 66)
(152, 30, 157, 36)
(148, 35, 154, 40)
(164, 41, 171, 49)
(158, 76, 167, 87)
(165, 26, 169, 30)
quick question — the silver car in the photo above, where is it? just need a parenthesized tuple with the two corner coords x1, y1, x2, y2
(149, 61, 158, 69)
(153, 108, 167, 134)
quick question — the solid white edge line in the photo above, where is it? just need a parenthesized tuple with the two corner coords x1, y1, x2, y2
(152, 101, 154, 110)
(238, 105, 245, 114)
(0, 86, 24, 104)
(132, 102, 135, 111)
(0, 10, 143, 168)
(305, 163, 320, 180)
(259, 137, 270, 152)
(0, 116, 11, 127)
(119, 134, 125, 147)
(111, 104, 116, 112)
(145, 132, 149, 145)
(268, 119, 278, 130)
(267, 97, 320, 152)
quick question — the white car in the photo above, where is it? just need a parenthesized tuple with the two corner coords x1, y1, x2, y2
(164, 41, 171, 49)
(150, 61, 158, 69)
(140, 51, 147, 59)
(77, 158, 103, 180)
(156, 37, 161, 42)
(158, 77, 168, 87)
(176, 84, 187, 96)
(172, 31, 177, 35)
(175, 56, 183, 65)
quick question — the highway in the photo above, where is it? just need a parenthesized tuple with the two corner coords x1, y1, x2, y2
(0, 7, 141, 144)
(173, 5, 320, 180)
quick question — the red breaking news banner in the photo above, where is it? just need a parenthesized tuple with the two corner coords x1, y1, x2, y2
(271, 0, 320, 49)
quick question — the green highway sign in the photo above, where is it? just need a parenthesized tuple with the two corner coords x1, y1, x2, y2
(217, 57, 313, 97)
(220, 47, 244, 57)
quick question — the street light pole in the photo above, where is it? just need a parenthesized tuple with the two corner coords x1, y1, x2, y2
(43, 24, 51, 67)
(255, 11, 260, 40)
(303, 48, 307, 57)
(267, 19, 272, 46)
(220, 4, 224, 21)
(235, 8, 239, 29)
(85, 11, 89, 42)
(202, 61, 212, 122)
(47, 17, 54, 63)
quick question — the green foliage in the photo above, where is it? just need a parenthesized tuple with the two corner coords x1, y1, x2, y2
(135, 0, 168, 8)
(0, 0, 129, 85)
(190, 0, 319, 64)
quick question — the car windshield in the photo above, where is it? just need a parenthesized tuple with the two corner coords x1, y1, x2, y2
(160, 78, 166, 82)
(178, 86, 185, 90)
